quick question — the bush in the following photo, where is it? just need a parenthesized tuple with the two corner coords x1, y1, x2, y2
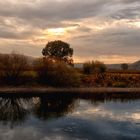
(35, 58, 81, 87)
(94, 61, 107, 73)
(83, 60, 107, 74)
(83, 61, 94, 74)
(121, 63, 128, 70)
(18, 71, 37, 85)
(34, 58, 52, 84)
(0, 53, 29, 85)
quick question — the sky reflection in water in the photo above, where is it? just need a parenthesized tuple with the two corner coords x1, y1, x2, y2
(0, 93, 139, 140)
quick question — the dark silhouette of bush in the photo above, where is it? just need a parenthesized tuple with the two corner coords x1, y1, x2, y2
(0, 53, 28, 85)
(34, 58, 53, 84)
(35, 58, 80, 87)
(83, 61, 94, 74)
(83, 60, 106, 74)
(121, 63, 128, 70)
(94, 61, 107, 73)
(18, 71, 37, 85)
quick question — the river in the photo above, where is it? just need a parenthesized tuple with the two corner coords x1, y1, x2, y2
(0, 93, 139, 140)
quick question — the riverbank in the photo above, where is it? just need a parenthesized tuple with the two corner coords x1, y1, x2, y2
(0, 87, 140, 94)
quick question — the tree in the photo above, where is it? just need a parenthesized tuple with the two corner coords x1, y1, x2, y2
(121, 63, 128, 70)
(94, 61, 107, 73)
(0, 97, 31, 127)
(83, 61, 95, 74)
(35, 59, 80, 87)
(42, 40, 73, 65)
(33, 95, 77, 120)
(83, 60, 106, 74)
(0, 53, 28, 84)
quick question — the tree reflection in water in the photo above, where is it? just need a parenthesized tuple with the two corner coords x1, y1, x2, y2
(0, 92, 137, 128)
(0, 94, 78, 127)
(33, 94, 78, 120)
(0, 97, 32, 128)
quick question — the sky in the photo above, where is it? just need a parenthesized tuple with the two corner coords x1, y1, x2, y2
(0, 0, 140, 64)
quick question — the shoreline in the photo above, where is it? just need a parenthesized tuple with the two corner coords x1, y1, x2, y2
(0, 87, 140, 94)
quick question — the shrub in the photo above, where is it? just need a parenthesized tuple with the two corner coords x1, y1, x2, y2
(19, 71, 37, 85)
(83, 61, 94, 74)
(83, 60, 107, 74)
(35, 58, 81, 87)
(34, 58, 53, 84)
(94, 61, 107, 73)
(0, 53, 28, 85)
(121, 63, 128, 70)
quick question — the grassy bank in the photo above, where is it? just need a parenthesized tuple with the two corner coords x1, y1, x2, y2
(0, 87, 140, 94)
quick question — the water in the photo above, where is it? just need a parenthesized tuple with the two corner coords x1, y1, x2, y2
(0, 93, 140, 140)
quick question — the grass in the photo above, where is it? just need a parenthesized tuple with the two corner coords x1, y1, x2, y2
(81, 71, 140, 88)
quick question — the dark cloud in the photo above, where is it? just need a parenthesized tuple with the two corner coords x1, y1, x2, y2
(110, 6, 140, 20)
(69, 25, 140, 57)
(0, 0, 140, 62)
(0, 0, 140, 26)
(116, 0, 140, 4)
(0, 1, 107, 20)
(0, 0, 140, 30)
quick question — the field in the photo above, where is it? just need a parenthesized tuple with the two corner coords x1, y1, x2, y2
(81, 70, 140, 88)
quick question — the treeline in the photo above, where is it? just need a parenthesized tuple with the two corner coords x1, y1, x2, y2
(0, 40, 139, 88)
(0, 53, 80, 87)
(0, 52, 139, 88)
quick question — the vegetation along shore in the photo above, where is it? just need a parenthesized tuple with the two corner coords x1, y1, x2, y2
(0, 40, 139, 90)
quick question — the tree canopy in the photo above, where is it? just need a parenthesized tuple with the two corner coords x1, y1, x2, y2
(42, 40, 73, 65)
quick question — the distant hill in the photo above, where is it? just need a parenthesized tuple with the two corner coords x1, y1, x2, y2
(74, 63, 123, 69)
(74, 60, 140, 70)
(129, 60, 140, 70)
(106, 60, 140, 70)
(106, 64, 122, 70)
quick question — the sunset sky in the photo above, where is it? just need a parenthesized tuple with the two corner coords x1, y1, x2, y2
(0, 0, 140, 63)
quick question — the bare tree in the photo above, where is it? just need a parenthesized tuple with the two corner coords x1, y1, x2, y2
(0, 53, 28, 84)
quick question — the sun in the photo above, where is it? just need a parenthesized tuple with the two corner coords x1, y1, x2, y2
(133, 21, 140, 28)
(47, 28, 65, 36)
(128, 20, 140, 28)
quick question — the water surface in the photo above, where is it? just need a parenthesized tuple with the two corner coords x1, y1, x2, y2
(0, 93, 140, 140)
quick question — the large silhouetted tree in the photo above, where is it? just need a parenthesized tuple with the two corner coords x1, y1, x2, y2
(42, 40, 73, 65)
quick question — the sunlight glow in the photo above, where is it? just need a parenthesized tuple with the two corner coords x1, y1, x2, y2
(133, 21, 140, 27)
(47, 28, 65, 36)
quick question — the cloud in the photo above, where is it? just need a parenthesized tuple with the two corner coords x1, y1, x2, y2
(0, 0, 140, 63)
(0, 0, 107, 20)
